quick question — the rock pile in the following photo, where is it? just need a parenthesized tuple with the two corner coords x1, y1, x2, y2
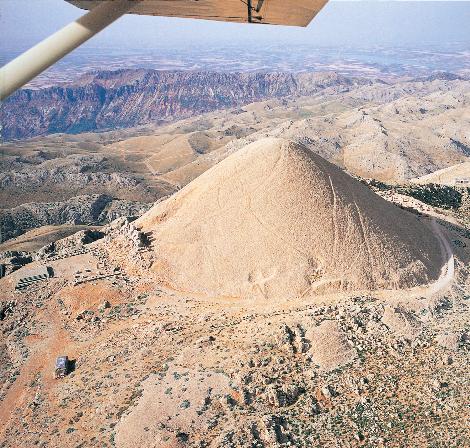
(105, 217, 147, 249)
(0, 251, 33, 276)
(136, 138, 442, 299)
(37, 229, 105, 260)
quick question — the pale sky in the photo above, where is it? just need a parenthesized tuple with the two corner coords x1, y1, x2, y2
(1, 1, 469, 54)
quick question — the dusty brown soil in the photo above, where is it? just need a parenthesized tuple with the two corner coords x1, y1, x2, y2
(1, 152, 469, 447)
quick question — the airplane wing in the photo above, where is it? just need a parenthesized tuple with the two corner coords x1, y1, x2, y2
(1, 0, 330, 100)
(66, 0, 329, 27)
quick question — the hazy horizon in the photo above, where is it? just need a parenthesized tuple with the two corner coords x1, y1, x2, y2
(1, 1, 469, 86)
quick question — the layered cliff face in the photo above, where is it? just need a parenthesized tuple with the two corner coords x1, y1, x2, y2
(0, 70, 364, 140)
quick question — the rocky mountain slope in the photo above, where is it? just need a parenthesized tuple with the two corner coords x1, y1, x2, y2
(98, 76, 469, 185)
(1, 73, 469, 249)
(0, 150, 175, 209)
(137, 138, 442, 297)
(0, 194, 151, 242)
(412, 161, 470, 186)
(0, 140, 469, 448)
(0, 70, 369, 140)
(271, 87, 470, 182)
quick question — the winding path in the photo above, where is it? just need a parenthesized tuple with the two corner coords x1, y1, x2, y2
(426, 218, 455, 296)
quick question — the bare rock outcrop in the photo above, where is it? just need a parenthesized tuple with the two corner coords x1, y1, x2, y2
(0, 194, 151, 243)
(1, 70, 367, 140)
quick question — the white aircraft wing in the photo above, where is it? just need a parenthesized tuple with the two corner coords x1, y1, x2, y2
(66, 0, 329, 27)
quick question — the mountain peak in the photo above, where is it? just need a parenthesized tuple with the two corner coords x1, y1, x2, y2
(135, 138, 442, 299)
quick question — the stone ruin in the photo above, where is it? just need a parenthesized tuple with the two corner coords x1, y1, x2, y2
(104, 217, 148, 249)
(0, 251, 33, 277)
(15, 265, 53, 290)
(36, 229, 105, 261)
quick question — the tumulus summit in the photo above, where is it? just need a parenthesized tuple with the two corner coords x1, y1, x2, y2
(136, 138, 443, 299)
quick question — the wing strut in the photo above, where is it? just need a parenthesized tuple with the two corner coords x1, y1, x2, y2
(247, 0, 253, 23)
(0, 0, 135, 101)
(245, 0, 264, 24)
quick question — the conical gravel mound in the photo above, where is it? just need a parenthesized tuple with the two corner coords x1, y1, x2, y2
(137, 138, 442, 299)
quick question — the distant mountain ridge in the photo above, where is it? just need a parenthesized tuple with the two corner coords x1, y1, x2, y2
(0, 70, 371, 140)
(412, 72, 465, 83)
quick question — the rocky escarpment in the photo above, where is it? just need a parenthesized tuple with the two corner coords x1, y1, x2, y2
(0, 194, 151, 242)
(0, 153, 162, 208)
(0, 70, 369, 140)
(0, 154, 117, 187)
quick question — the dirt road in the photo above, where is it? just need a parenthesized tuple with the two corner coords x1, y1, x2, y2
(426, 218, 455, 296)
